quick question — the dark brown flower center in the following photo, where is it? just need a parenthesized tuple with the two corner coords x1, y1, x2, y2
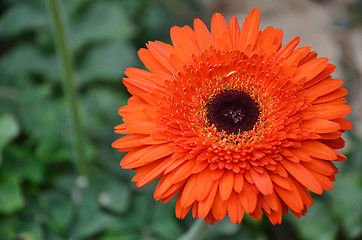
(206, 90, 260, 134)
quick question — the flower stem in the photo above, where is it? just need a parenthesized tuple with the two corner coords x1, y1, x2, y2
(178, 219, 211, 240)
(46, 0, 87, 175)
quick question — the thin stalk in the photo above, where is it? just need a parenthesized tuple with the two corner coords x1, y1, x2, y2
(178, 219, 211, 240)
(46, 0, 87, 175)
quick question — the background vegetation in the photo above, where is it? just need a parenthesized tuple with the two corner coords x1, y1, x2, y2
(0, 0, 361, 239)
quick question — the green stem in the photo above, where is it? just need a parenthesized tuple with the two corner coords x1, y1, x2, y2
(46, 0, 87, 175)
(178, 219, 211, 240)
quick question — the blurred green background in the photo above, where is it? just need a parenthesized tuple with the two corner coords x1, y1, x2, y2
(0, 0, 361, 239)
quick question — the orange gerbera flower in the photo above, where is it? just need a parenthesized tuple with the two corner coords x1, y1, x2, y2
(112, 8, 353, 224)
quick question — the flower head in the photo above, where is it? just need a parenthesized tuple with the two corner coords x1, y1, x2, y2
(112, 8, 352, 224)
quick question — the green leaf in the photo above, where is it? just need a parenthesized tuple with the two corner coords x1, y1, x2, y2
(287, 199, 338, 240)
(0, 113, 19, 164)
(43, 232, 64, 240)
(0, 218, 17, 240)
(0, 2, 46, 37)
(101, 233, 158, 240)
(330, 173, 362, 239)
(78, 41, 137, 85)
(70, 1, 135, 51)
(16, 79, 71, 163)
(54, 174, 76, 195)
(98, 179, 131, 214)
(39, 191, 74, 234)
(151, 220, 182, 240)
(206, 219, 240, 240)
(68, 168, 127, 238)
(0, 176, 24, 214)
(62, 0, 92, 18)
(122, 194, 149, 228)
(0, 44, 59, 81)
(1, 144, 44, 183)
(16, 222, 44, 240)
(70, 195, 113, 238)
(87, 167, 131, 214)
(81, 87, 129, 141)
(151, 201, 182, 239)
(105, 193, 150, 234)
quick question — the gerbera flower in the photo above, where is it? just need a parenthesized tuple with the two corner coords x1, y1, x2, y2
(112, 8, 352, 224)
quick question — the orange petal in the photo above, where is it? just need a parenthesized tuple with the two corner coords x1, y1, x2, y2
(313, 88, 348, 104)
(263, 191, 280, 212)
(274, 163, 288, 177)
(141, 136, 170, 145)
(112, 134, 146, 151)
(146, 41, 176, 73)
(227, 192, 244, 223)
(138, 48, 170, 74)
(249, 168, 273, 195)
(194, 169, 215, 201)
(175, 194, 192, 219)
(300, 119, 341, 133)
(274, 178, 304, 213)
(212, 168, 224, 180)
(305, 103, 352, 119)
(303, 159, 337, 176)
(192, 160, 209, 174)
(270, 172, 291, 190)
(154, 175, 176, 199)
(319, 138, 346, 150)
(238, 8, 261, 53)
(123, 75, 156, 94)
(288, 148, 312, 162)
(170, 26, 198, 56)
(290, 177, 313, 207)
(301, 140, 337, 160)
(299, 51, 318, 66)
(304, 78, 344, 102)
(333, 118, 353, 130)
(194, 18, 214, 51)
(219, 171, 234, 201)
(124, 67, 162, 91)
(255, 26, 279, 53)
(159, 177, 187, 202)
(275, 36, 300, 61)
(211, 190, 228, 220)
(167, 160, 196, 184)
(238, 181, 257, 213)
(265, 210, 283, 225)
(310, 171, 334, 190)
(211, 13, 232, 50)
(303, 63, 336, 88)
(198, 180, 218, 218)
(228, 16, 240, 48)
(280, 159, 323, 194)
(234, 173, 244, 193)
(135, 156, 176, 187)
(282, 46, 311, 71)
(121, 144, 174, 168)
(164, 152, 187, 174)
(124, 120, 155, 135)
(292, 58, 329, 84)
(114, 123, 127, 134)
(248, 198, 263, 221)
(211, 13, 227, 37)
(318, 131, 342, 140)
(180, 174, 198, 207)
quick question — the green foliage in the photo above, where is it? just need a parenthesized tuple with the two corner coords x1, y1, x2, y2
(0, 0, 361, 239)
(0, 2, 47, 37)
(0, 113, 19, 164)
(0, 176, 24, 214)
